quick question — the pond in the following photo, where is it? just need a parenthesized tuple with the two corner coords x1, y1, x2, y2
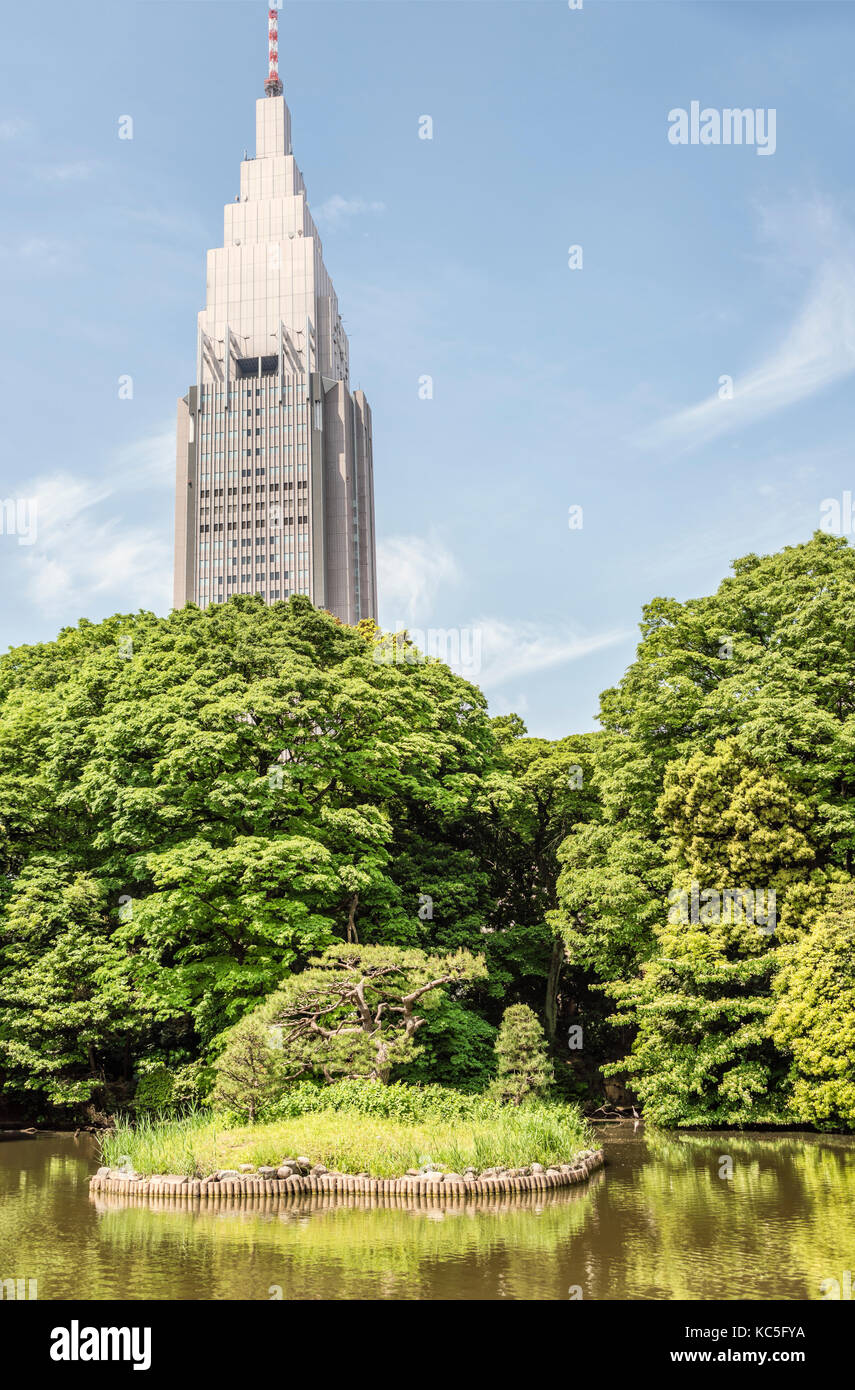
(1, 1126, 852, 1300)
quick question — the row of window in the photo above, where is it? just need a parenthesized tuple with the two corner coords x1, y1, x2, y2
(199, 466, 308, 482)
(199, 520, 310, 533)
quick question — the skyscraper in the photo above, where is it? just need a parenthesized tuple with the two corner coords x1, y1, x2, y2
(173, 7, 378, 622)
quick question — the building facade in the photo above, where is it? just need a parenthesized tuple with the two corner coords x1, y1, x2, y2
(173, 60, 377, 622)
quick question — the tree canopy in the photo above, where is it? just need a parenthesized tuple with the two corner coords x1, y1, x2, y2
(3, 533, 855, 1130)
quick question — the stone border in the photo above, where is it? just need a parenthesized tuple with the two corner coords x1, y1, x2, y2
(89, 1148, 605, 1201)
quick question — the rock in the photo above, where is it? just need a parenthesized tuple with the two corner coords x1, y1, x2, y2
(531, 1163, 545, 1174)
(158, 1175, 189, 1186)
(201, 1174, 219, 1184)
(423, 1170, 443, 1182)
(310, 1165, 328, 1176)
(96, 1166, 110, 1178)
(238, 1164, 255, 1173)
(215, 1169, 243, 1180)
(406, 1169, 419, 1177)
(443, 1173, 464, 1183)
(295, 1156, 311, 1167)
(258, 1166, 278, 1178)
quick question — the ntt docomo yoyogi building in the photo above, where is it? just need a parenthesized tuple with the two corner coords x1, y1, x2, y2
(173, 8, 378, 623)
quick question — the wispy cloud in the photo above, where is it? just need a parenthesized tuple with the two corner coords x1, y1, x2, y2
(34, 160, 98, 183)
(475, 618, 629, 688)
(0, 117, 30, 141)
(377, 532, 628, 688)
(638, 202, 855, 452)
(0, 237, 73, 270)
(314, 194, 385, 227)
(115, 427, 176, 490)
(377, 533, 460, 626)
(7, 427, 175, 620)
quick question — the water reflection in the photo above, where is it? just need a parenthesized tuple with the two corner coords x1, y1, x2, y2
(1, 1128, 853, 1300)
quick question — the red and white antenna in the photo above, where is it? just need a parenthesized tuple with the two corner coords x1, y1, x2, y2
(264, 6, 283, 97)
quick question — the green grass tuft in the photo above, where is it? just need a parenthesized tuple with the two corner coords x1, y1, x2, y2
(100, 1086, 593, 1179)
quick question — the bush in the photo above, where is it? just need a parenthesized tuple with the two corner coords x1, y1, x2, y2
(266, 1078, 488, 1124)
(133, 1066, 175, 1114)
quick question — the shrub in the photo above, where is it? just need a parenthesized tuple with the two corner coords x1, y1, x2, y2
(133, 1066, 176, 1114)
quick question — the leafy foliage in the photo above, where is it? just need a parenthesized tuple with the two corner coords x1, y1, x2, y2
(5, 534, 855, 1131)
(213, 944, 487, 1116)
(770, 885, 855, 1128)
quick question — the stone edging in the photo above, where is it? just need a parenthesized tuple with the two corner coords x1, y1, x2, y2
(89, 1147, 605, 1200)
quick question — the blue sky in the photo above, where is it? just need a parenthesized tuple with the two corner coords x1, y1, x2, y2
(2, 0, 855, 736)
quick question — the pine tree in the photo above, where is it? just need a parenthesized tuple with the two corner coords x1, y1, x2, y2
(493, 1004, 553, 1105)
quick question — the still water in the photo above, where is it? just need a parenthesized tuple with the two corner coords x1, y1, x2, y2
(1, 1127, 852, 1300)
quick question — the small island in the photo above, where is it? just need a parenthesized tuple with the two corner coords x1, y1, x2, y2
(91, 988, 602, 1202)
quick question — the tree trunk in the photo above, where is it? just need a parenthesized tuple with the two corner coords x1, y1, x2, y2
(345, 892, 359, 943)
(545, 935, 566, 1041)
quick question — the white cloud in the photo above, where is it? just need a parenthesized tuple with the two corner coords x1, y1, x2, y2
(474, 618, 629, 688)
(314, 194, 385, 226)
(377, 533, 460, 626)
(0, 117, 30, 141)
(377, 533, 628, 689)
(34, 160, 97, 183)
(115, 427, 175, 490)
(10, 428, 175, 620)
(639, 200, 855, 453)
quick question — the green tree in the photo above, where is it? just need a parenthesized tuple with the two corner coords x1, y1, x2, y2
(770, 884, 855, 1128)
(0, 597, 498, 1102)
(0, 866, 150, 1105)
(553, 532, 855, 989)
(493, 1004, 554, 1105)
(477, 723, 601, 1038)
(212, 1013, 286, 1123)
(263, 943, 487, 1084)
(574, 533, 855, 1124)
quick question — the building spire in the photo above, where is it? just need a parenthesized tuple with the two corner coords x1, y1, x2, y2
(264, 6, 283, 97)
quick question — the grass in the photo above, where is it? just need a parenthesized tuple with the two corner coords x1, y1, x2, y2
(100, 1094, 594, 1180)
